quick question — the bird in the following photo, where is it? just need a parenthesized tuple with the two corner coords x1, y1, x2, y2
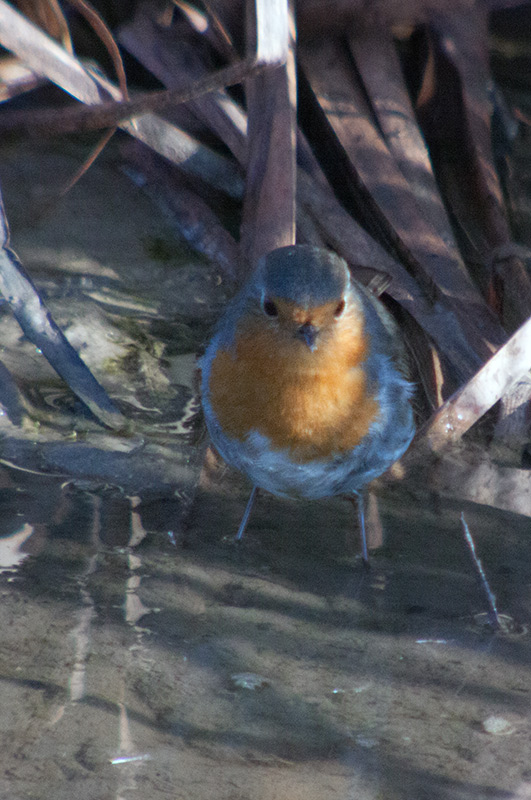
(200, 244, 414, 561)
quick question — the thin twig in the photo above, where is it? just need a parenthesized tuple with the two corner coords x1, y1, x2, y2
(0, 58, 261, 135)
(67, 0, 129, 99)
(460, 513, 500, 630)
(54, 126, 117, 202)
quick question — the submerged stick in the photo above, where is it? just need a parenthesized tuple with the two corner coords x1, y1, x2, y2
(460, 512, 500, 630)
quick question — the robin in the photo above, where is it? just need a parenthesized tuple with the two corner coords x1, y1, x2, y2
(200, 244, 414, 561)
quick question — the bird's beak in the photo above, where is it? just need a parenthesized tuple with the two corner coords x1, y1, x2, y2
(296, 322, 318, 350)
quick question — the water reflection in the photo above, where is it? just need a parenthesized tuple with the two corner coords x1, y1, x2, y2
(0, 464, 529, 800)
(0, 522, 34, 573)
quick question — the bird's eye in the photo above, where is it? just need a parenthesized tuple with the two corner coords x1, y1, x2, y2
(263, 298, 278, 317)
(334, 299, 346, 317)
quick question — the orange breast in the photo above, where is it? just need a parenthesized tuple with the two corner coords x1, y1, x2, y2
(208, 313, 378, 463)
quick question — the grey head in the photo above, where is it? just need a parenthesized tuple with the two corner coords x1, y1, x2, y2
(255, 245, 351, 307)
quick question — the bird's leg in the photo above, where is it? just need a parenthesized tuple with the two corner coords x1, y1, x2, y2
(356, 491, 370, 566)
(235, 485, 259, 541)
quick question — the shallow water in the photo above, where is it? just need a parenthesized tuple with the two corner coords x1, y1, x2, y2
(0, 135, 529, 800)
(0, 464, 530, 800)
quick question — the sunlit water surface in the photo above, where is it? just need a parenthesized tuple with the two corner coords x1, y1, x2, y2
(0, 465, 530, 800)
